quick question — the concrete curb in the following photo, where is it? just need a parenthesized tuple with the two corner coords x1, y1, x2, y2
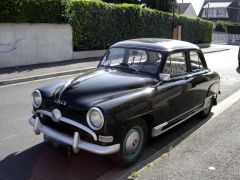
(0, 67, 95, 87)
(202, 48, 229, 54)
(0, 47, 229, 87)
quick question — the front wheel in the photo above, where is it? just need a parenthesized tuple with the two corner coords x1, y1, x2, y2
(112, 119, 147, 167)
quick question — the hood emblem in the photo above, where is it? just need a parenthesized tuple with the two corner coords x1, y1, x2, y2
(51, 109, 62, 122)
(54, 99, 66, 106)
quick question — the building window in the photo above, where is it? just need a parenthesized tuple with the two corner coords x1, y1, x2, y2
(204, 9, 208, 17)
(208, 9, 214, 17)
(217, 8, 226, 17)
(204, 8, 214, 17)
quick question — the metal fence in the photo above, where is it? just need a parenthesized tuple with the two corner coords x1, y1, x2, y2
(212, 31, 240, 44)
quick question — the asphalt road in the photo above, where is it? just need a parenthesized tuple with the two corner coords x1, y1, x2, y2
(0, 44, 239, 180)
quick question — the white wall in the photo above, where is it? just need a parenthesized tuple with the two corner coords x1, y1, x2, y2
(0, 23, 72, 68)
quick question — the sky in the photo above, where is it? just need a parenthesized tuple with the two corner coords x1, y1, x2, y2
(177, 0, 205, 15)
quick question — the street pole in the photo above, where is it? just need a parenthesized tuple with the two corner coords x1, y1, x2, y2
(172, 1, 175, 39)
(207, 2, 210, 19)
(238, 8, 240, 23)
(182, 0, 183, 14)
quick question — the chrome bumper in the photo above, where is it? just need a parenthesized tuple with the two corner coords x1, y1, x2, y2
(28, 117, 120, 155)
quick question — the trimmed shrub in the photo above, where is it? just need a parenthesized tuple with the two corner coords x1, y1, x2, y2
(67, 1, 173, 50)
(0, 0, 67, 23)
(0, 0, 213, 50)
(215, 21, 228, 32)
(227, 25, 240, 34)
(67, 0, 213, 50)
(178, 15, 212, 44)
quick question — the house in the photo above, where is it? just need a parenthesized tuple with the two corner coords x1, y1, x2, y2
(199, 0, 240, 24)
(176, 3, 197, 17)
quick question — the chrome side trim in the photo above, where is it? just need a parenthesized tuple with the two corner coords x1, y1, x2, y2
(169, 104, 203, 123)
(36, 109, 97, 141)
(151, 108, 204, 137)
(151, 122, 168, 137)
(29, 117, 120, 155)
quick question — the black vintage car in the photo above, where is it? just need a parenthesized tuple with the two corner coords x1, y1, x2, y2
(29, 38, 220, 167)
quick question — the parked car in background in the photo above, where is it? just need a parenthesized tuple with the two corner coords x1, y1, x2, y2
(28, 38, 220, 167)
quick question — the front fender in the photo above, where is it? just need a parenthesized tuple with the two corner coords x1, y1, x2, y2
(96, 87, 155, 125)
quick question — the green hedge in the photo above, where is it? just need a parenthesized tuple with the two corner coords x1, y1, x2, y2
(215, 20, 228, 32)
(0, 0, 213, 51)
(68, 1, 212, 50)
(68, 1, 173, 50)
(0, 0, 67, 23)
(227, 25, 240, 34)
(178, 15, 212, 45)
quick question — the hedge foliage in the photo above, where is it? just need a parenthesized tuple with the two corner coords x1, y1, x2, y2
(0, 0, 67, 23)
(68, 1, 212, 50)
(214, 21, 228, 32)
(0, 0, 213, 51)
(227, 25, 240, 34)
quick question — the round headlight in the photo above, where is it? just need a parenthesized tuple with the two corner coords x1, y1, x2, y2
(87, 107, 104, 130)
(32, 90, 42, 108)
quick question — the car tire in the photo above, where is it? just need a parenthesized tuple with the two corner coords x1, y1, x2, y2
(111, 119, 147, 167)
(199, 96, 213, 118)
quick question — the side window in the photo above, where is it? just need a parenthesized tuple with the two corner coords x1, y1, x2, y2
(163, 52, 187, 76)
(190, 51, 204, 72)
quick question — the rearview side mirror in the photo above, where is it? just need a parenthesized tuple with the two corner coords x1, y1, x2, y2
(159, 73, 170, 81)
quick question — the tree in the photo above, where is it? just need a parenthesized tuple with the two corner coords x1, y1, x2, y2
(102, 0, 141, 4)
(145, 0, 176, 12)
(102, 0, 177, 13)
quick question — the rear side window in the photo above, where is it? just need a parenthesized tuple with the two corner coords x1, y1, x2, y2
(163, 52, 187, 76)
(190, 51, 205, 72)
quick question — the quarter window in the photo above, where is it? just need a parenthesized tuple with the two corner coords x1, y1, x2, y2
(190, 51, 204, 72)
(163, 52, 187, 76)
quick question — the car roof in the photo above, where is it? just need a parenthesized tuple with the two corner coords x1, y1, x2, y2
(111, 38, 200, 51)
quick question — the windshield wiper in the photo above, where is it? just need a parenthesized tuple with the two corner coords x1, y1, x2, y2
(119, 63, 139, 73)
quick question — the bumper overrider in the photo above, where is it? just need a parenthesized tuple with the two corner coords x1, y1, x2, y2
(28, 109, 120, 155)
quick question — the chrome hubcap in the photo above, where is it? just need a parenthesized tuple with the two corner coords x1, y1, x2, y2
(204, 97, 211, 109)
(125, 129, 140, 154)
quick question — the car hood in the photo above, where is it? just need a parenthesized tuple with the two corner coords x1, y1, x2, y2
(39, 68, 157, 111)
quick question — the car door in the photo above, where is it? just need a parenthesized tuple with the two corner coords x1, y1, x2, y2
(160, 50, 196, 125)
(186, 50, 211, 107)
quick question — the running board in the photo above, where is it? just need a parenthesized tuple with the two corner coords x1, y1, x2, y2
(151, 108, 204, 137)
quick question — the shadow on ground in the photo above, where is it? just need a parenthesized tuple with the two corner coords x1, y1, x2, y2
(0, 113, 213, 180)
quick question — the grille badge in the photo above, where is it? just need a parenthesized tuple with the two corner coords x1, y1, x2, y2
(51, 109, 62, 122)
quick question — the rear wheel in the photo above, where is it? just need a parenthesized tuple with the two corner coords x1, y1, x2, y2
(199, 96, 213, 118)
(112, 119, 147, 167)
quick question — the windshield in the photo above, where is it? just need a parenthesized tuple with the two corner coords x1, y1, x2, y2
(99, 48, 162, 76)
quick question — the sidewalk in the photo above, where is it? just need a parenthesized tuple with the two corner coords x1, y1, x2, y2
(0, 45, 229, 86)
(0, 58, 100, 86)
(132, 90, 240, 180)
